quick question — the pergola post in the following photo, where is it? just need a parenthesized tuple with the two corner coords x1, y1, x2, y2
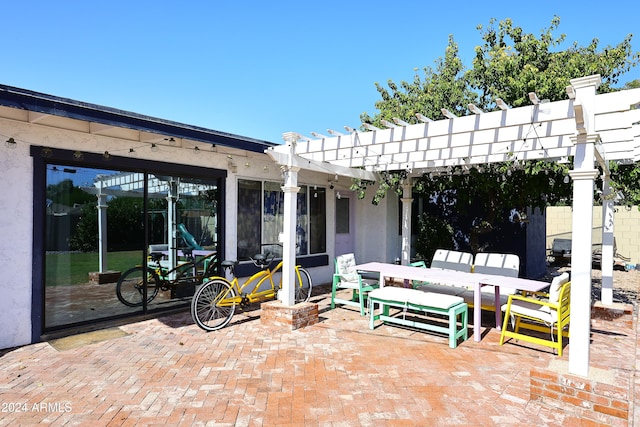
(97, 192, 108, 272)
(568, 74, 601, 377)
(568, 163, 599, 377)
(600, 176, 615, 305)
(167, 180, 179, 279)
(279, 132, 301, 306)
(400, 182, 412, 265)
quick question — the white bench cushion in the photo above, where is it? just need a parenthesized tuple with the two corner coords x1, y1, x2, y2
(431, 249, 473, 272)
(368, 287, 464, 310)
(415, 283, 466, 296)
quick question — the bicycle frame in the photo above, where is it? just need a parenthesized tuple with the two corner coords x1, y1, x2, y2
(214, 260, 304, 307)
(149, 251, 218, 287)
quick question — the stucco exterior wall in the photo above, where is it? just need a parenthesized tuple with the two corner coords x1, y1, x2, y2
(354, 193, 399, 264)
(546, 205, 640, 265)
(0, 138, 34, 348)
(0, 114, 340, 349)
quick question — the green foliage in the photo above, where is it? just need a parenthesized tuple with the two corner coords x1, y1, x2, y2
(47, 179, 95, 207)
(106, 197, 146, 251)
(624, 79, 640, 89)
(609, 162, 640, 209)
(361, 35, 474, 126)
(70, 197, 146, 252)
(357, 16, 640, 250)
(469, 16, 640, 107)
(415, 214, 454, 261)
(69, 203, 98, 252)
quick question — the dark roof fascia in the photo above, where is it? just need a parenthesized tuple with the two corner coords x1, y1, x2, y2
(0, 84, 277, 153)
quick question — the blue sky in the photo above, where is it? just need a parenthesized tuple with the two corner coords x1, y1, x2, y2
(3, 1, 639, 144)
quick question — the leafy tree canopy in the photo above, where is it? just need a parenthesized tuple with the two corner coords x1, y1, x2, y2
(355, 16, 640, 256)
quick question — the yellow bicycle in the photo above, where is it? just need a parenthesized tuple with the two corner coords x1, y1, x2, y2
(190, 252, 313, 331)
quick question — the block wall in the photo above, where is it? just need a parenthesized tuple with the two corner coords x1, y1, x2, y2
(546, 206, 640, 265)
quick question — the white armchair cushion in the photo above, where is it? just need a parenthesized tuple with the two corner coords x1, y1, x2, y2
(336, 253, 359, 282)
(548, 272, 569, 303)
(505, 299, 558, 324)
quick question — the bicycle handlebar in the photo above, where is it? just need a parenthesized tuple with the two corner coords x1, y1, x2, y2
(250, 251, 277, 269)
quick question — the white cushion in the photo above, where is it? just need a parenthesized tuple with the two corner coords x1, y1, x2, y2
(336, 253, 359, 281)
(416, 283, 466, 296)
(336, 278, 377, 289)
(369, 287, 464, 309)
(548, 272, 570, 303)
(501, 300, 557, 324)
(461, 289, 510, 307)
(431, 249, 473, 272)
(473, 253, 519, 277)
(473, 253, 520, 296)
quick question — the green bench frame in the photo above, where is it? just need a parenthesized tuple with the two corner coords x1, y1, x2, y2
(368, 289, 468, 348)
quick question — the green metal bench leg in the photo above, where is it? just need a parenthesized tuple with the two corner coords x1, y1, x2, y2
(448, 303, 468, 348)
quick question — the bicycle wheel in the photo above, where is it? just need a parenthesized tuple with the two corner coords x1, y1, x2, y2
(294, 267, 313, 303)
(116, 266, 160, 307)
(191, 279, 236, 331)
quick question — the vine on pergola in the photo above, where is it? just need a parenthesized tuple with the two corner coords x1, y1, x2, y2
(351, 16, 639, 256)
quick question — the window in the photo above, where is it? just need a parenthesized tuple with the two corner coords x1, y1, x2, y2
(32, 146, 225, 334)
(237, 179, 326, 260)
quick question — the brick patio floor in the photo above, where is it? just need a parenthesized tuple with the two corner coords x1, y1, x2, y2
(0, 284, 638, 426)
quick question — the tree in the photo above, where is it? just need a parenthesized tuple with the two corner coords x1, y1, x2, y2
(468, 17, 639, 107)
(356, 16, 640, 258)
(70, 197, 147, 252)
(46, 179, 95, 207)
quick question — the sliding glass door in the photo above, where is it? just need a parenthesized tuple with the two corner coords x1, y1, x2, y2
(35, 148, 224, 333)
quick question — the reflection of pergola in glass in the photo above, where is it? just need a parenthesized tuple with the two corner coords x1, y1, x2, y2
(269, 75, 640, 377)
(82, 172, 218, 275)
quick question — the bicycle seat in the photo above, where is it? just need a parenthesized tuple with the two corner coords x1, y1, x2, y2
(149, 252, 164, 262)
(221, 260, 238, 268)
(181, 247, 194, 257)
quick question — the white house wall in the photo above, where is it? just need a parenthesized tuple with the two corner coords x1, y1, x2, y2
(0, 113, 342, 349)
(353, 192, 400, 264)
(0, 129, 34, 349)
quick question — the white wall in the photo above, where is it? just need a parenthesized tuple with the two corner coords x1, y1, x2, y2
(354, 192, 399, 264)
(0, 114, 335, 349)
(0, 138, 34, 349)
(0, 109, 413, 349)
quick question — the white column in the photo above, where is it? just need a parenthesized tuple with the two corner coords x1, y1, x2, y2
(167, 180, 179, 278)
(568, 74, 601, 377)
(600, 176, 615, 305)
(400, 183, 412, 265)
(97, 193, 108, 272)
(279, 132, 300, 306)
(568, 164, 599, 377)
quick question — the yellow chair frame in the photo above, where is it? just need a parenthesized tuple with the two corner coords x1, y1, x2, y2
(499, 276, 571, 356)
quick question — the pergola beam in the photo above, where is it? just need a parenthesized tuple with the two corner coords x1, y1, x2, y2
(266, 146, 377, 181)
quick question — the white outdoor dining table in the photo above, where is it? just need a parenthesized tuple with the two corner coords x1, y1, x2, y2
(355, 262, 550, 342)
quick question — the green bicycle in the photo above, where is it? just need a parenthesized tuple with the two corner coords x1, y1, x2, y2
(116, 248, 218, 307)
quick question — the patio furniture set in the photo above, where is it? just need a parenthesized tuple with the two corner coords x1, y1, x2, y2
(331, 251, 572, 353)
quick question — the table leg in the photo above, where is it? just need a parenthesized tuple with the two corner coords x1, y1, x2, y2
(494, 286, 502, 331)
(474, 285, 481, 342)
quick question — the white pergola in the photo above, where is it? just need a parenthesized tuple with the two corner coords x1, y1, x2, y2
(268, 75, 640, 377)
(82, 173, 216, 275)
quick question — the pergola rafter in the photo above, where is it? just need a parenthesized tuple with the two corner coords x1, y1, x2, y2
(272, 87, 639, 175)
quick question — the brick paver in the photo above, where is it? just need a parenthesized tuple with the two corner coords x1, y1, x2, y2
(0, 285, 637, 426)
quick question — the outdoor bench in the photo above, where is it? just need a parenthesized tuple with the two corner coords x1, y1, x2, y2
(415, 250, 521, 312)
(368, 287, 468, 348)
